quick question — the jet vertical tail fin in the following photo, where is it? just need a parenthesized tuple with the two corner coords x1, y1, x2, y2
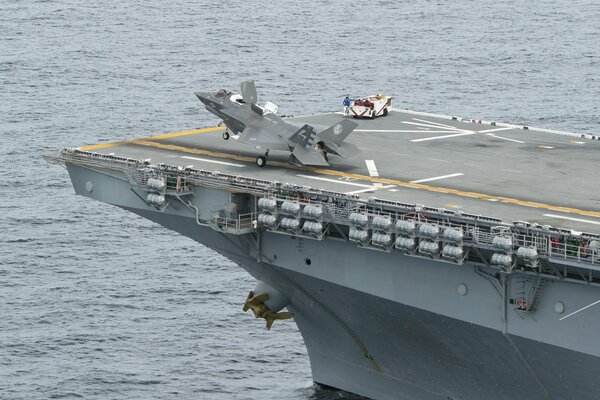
(289, 124, 319, 148)
(316, 119, 358, 145)
(315, 119, 360, 160)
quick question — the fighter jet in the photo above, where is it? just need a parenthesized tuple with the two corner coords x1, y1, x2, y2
(195, 81, 360, 167)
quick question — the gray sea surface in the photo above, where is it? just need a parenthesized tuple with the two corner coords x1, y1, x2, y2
(1, 1, 599, 399)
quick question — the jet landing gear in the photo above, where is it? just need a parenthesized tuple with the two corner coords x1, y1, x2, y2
(256, 150, 269, 167)
(316, 142, 328, 162)
(222, 131, 230, 140)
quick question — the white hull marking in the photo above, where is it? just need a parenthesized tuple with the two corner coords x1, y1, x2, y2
(560, 299, 600, 321)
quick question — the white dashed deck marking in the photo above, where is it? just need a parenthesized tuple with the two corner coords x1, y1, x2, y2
(356, 129, 459, 133)
(296, 174, 372, 188)
(410, 173, 464, 184)
(411, 132, 477, 142)
(486, 133, 525, 144)
(180, 156, 245, 167)
(345, 184, 395, 195)
(365, 160, 379, 177)
(411, 118, 465, 130)
(543, 214, 600, 226)
(403, 122, 464, 131)
(478, 127, 513, 133)
(392, 118, 477, 141)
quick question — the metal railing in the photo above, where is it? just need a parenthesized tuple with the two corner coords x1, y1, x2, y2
(55, 148, 600, 272)
(211, 212, 257, 233)
(547, 238, 598, 264)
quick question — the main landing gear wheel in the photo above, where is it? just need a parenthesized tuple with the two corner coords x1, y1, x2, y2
(222, 131, 230, 140)
(256, 155, 267, 167)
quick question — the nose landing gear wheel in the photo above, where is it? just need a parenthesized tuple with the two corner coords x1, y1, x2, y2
(222, 131, 230, 140)
(256, 155, 267, 167)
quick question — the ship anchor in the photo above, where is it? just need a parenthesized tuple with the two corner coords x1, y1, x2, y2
(243, 291, 294, 330)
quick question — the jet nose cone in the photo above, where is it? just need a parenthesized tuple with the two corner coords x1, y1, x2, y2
(195, 91, 214, 105)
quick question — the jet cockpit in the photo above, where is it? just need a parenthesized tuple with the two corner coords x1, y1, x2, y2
(214, 89, 232, 99)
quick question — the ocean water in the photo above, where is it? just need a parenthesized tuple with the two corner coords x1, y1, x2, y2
(1, 1, 598, 399)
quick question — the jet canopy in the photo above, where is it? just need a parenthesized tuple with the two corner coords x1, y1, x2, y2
(214, 89, 232, 99)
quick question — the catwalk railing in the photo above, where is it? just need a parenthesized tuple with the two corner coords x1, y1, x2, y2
(50, 149, 600, 276)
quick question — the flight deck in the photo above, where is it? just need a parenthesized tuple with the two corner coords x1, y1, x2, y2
(76, 110, 600, 234)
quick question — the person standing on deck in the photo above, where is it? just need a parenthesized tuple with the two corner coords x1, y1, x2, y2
(343, 95, 353, 116)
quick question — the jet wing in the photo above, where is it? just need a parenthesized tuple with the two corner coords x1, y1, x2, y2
(323, 141, 361, 159)
(291, 145, 329, 166)
(237, 125, 290, 151)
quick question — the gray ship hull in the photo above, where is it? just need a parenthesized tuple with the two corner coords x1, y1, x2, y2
(63, 161, 600, 400)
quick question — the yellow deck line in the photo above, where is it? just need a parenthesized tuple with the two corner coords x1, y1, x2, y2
(127, 139, 600, 219)
(79, 141, 128, 151)
(310, 168, 600, 218)
(144, 126, 224, 140)
(78, 126, 224, 151)
(131, 139, 262, 164)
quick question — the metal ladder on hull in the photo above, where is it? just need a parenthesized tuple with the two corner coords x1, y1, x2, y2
(515, 275, 546, 312)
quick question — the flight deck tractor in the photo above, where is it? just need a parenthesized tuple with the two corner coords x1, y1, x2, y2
(348, 95, 392, 119)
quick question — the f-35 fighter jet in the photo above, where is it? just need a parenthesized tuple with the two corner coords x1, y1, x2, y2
(195, 81, 360, 167)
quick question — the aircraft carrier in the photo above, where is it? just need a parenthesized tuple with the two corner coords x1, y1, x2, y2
(46, 104, 600, 399)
